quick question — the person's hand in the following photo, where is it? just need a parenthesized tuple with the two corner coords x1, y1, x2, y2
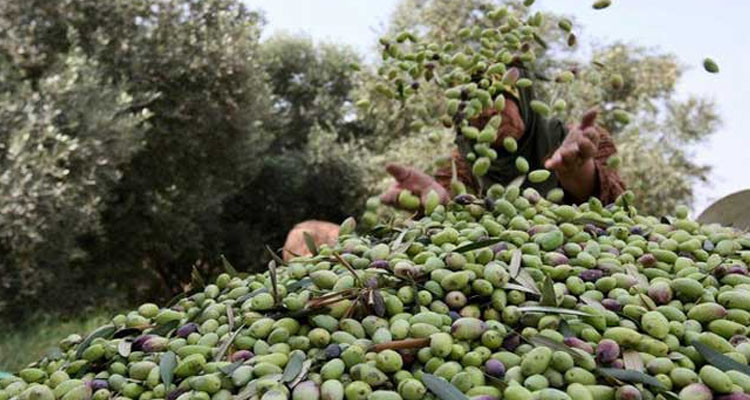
(544, 108, 600, 202)
(380, 163, 449, 208)
(544, 108, 600, 174)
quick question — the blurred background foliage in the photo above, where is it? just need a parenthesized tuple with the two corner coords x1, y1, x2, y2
(0, 0, 718, 334)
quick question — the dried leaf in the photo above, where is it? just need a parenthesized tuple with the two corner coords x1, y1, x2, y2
(596, 368, 666, 390)
(160, 351, 177, 389)
(692, 340, 750, 375)
(76, 325, 116, 358)
(118, 341, 132, 358)
(422, 373, 470, 400)
(333, 253, 361, 286)
(214, 323, 246, 362)
(517, 306, 594, 317)
(264, 245, 286, 267)
(623, 350, 644, 372)
(452, 238, 504, 253)
(282, 352, 305, 383)
(221, 255, 238, 276)
(303, 232, 318, 256)
(540, 275, 557, 306)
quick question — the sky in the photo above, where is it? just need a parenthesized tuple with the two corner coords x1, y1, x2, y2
(246, 0, 750, 214)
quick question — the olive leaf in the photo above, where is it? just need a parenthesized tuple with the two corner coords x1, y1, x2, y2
(596, 368, 666, 390)
(219, 360, 244, 376)
(540, 275, 557, 306)
(517, 306, 594, 317)
(303, 232, 318, 256)
(282, 352, 305, 383)
(220, 254, 238, 276)
(422, 373, 470, 400)
(528, 335, 585, 362)
(390, 229, 408, 251)
(501, 283, 539, 296)
(288, 360, 312, 388)
(692, 340, 750, 375)
(76, 324, 116, 358)
(160, 351, 177, 389)
(113, 327, 144, 339)
(235, 287, 269, 304)
(286, 278, 313, 292)
(452, 238, 504, 253)
(559, 320, 574, 338)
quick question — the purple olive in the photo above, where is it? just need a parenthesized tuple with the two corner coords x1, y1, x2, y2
(601, 298, 622, 312)
(546, 252, 569, 266)
(229, 350, 254, 362)
(647, 281, 673, 305)
(485, 359, 506, 377)
(483, 198, 496, 210)
(564, 337, 594, 354)
(615, 385, 642, 400)
(728, 264, 748, 275)
(176, 323, 199, 338)
(579, 269, 604, 282)
(453, 194, 476, 205)
(638, 254, 657, 267)
(502, 333, 521, 351)
(717, 394, 750, 400)
(142, 336, 168, 352)
(596, 339, 621, 364)
(131, 335, 153, 351)
(325, 344, 341, 359)
(492, 243, 509, 254)
(448, 311, 461, 322)
(610, 359, 625, 369)
(88, 380, 109, 391)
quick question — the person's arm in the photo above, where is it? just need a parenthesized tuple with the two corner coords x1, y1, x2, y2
(545, 109, 626, 204)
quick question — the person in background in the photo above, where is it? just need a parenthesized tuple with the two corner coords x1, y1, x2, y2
(381, 68, 625, 208)
(284, 68, 626, 257)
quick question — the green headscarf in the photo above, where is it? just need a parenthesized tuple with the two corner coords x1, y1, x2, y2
(457, 68, 568, 196)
